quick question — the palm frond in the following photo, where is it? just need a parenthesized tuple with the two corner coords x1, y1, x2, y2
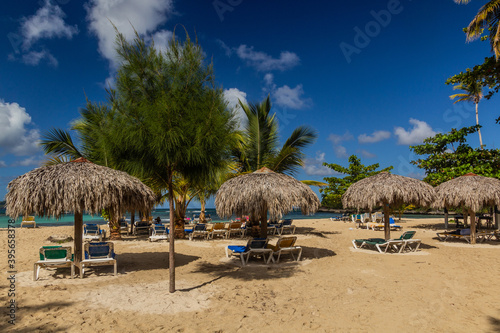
(39, 128, 83, 160)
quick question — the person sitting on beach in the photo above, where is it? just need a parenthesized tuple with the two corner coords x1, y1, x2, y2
(155, 216, 162, 224)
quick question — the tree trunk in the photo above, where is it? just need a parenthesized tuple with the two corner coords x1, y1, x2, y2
(108, 215, 122, 240)
(383, 205, 390, 240)
(476, 103, 483, 150)
(74, 211, 83, 276)
(168, 171, 176, 293)
(199, 201, 206, 223)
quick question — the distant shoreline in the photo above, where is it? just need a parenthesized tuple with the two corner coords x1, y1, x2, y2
(317, 207, 449, 215)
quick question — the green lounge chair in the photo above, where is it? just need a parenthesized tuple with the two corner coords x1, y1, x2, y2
(34, 246, 74, 281)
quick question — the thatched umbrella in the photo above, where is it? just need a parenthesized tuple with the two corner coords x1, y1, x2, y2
(342, 172, 435, 240)
(433, 173, 500, 244)
(215, 167, 320, 237)
(6, 158, 156, 272)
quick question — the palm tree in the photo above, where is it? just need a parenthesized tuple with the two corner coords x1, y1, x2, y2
(450, 80, 485, 149)
(237, 96, 317, 175)
(455, 0, 500, 58)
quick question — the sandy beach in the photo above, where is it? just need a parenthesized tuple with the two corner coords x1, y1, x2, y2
(2, 217, 500, 332)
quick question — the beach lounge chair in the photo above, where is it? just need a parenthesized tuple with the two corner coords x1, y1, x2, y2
(226, 238, 273, 266)
(276, 219, 296, 235)
(268, 236, 302, 263)
(83, 224, 106, 241)
(210, 222, 227, 239)
(226, 221, 244, 238)
(352, 231, 418, 253)
(79, 242, 117, 278)
(435, 228, 491, 243)
(133, 220, 150, 235)
(34, 246, 74, 281)
(189, 223, 209, 240)
(149, 224, 169, 242)
(21, 215, 36, 228)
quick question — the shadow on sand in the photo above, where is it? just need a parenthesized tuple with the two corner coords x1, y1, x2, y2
(0, 298, 74, 333)
(182, 245, 336, 290)
(118, 251, 200, 274)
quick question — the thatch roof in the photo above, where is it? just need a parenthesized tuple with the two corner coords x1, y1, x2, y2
(433, 173, 500, 212)
(215, 167, 320, 220)
(342, 172, 435, 210)
(6, 158, 157, 219)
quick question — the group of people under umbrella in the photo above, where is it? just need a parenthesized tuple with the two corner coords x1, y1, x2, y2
(5, 159, 500, 293)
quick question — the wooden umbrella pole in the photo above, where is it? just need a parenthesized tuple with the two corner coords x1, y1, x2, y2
(260, 202, 268, 238)
(444, 207, 449, 230)
(74, 211, 83, 276)
(383, 205, 390, 240)
(470, 209, 476, 245)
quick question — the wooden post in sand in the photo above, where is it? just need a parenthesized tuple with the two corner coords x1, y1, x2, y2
(383, 204, 390, 240)
(74, 211, 83, 275)
(495, 205, 499, 230)
(444, 207, 449, 229)
(469, 210, 476, 245)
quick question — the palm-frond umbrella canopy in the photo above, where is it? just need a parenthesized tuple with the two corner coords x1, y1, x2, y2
(215, 167, 320, 237)
(433, 173, 500, 244)
(6, 157, 156, 271)
(342, 172, 435, 240)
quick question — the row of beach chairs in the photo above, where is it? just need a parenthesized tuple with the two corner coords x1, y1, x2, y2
(226, 236, 302, 265)
(148, 219, 296, 242)
(34, 242, 116, 280)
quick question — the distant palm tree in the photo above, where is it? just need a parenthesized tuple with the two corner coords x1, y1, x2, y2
(450, 80, 485, 149)
(237, 96, 317, 175)
(455, 0, 500, 58)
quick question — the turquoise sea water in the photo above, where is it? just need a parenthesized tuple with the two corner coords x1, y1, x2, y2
(0, 208, 444, 228)
(0, 208, 340, 228)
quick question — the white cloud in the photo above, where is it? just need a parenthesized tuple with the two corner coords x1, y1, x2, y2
(0, 101, 41, 156)
(358, 130, 391, 144)
(327, 131, 353, 158)
(274, 84, 311, 109)
(303, 152, 338, 176)
(85, 0, 174, 69)
(21, 0, 78, 49)
(333, 145, 348, 158)
(147, 29, 173, 54)
(357, 149, 376, 158)
(263, 73, 274, 87)
(394, 118, 437, 145)
(22, 50, 58, 67)
(11, 156, 42, 167)
(224, 88, 248, 128)
(236, 45, 300, 71)
(327, 131, 354, 145)
(0, 161, 6, 168)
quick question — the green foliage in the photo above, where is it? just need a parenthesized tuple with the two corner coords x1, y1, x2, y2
(446, 56, 500, 100)
(410, 126, 500, 186)
(319, 155, 393, 209)
(454, 0, 500, 58)
(236, 96, 317, 176)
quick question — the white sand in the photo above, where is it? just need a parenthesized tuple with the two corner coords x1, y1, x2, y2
(2, 218, 500, 332)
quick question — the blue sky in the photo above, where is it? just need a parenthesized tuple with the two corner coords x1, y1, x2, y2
(1, 0, 499, 207)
